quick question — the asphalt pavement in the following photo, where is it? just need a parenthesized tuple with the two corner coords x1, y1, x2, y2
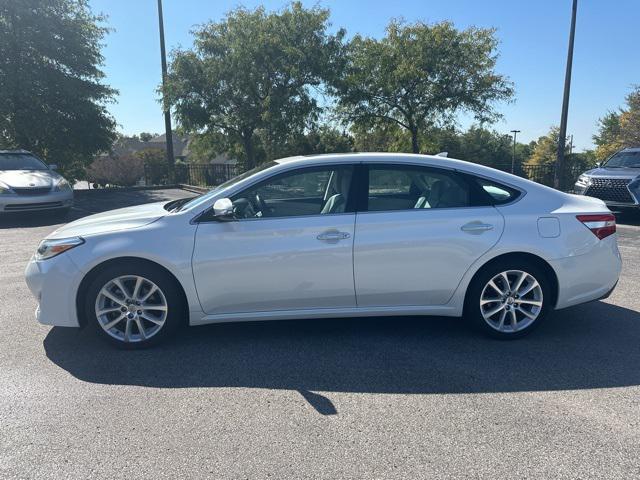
(1, 188, 639, 479)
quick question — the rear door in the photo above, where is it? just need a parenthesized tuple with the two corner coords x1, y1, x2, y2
(353, 163, 504, 307)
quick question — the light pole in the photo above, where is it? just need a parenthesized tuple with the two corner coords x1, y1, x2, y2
(510, 129, 520, 173)
(157, 0, 175, 172)
(555, 0, 578, 189)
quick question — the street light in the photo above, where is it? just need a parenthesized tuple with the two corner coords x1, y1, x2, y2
(510, 129, 521, 174)
(555, 0, 578, 189)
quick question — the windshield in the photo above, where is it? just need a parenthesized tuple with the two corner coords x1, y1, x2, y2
(0, 153, 48, 171)
(177, 161, 278, 212)
(604, 151, 640, 168)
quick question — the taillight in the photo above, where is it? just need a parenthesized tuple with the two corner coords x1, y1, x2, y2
(576, 214, 616, 239)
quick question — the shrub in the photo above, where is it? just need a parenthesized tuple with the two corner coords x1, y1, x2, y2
(86, 154, 144, 187)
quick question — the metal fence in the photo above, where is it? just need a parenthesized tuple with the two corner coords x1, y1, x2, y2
(134, 161, 584, 191)
(491, 163, 585, 189)
(143, 163, 240, 188)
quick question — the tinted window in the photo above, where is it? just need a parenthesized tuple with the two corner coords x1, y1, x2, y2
(473, 177, 521, 205)
(367, 166, 471, 212)
(0, 154, 48, 171)
(604, 151, 640, 168)
(231, 166, 354, 219)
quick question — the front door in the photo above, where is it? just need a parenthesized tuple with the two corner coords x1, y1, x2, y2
(192, 165, 357, 315)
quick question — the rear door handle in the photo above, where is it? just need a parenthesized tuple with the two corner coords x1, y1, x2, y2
(317, 230, 351, 242)
(461, 222, 494, 233)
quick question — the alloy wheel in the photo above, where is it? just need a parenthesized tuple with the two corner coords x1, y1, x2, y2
(95, 275, 168, 343)
(479, 270, 544, 333)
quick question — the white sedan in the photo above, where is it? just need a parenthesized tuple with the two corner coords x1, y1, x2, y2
(25, 154, 622, 348)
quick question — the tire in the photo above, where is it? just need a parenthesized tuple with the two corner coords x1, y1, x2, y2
(84, 262, 185, 349)
(464, 259, 552, 339)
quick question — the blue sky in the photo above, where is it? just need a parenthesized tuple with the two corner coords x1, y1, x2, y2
(90, 0, 640, 151)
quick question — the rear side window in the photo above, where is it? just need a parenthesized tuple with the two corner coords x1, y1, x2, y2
(473, 177, 521, 205)
(367, 165, 473, 212)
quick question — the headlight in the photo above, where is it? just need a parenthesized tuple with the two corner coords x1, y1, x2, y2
(35, 237, 84, 260)
(575, 174, 592, 187)
(53, 178, 71, 192)
(0, 182, 12, 195)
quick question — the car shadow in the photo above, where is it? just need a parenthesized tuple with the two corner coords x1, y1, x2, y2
(44, 301, 640, 414)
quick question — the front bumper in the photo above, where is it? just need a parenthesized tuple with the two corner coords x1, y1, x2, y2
(24, 252, 81, 327)
(0, 189, 73, 213)
(550, 235, 622, 310)
(574, 177, 639, 208)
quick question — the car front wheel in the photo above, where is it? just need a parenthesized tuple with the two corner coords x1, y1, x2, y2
(84, 263, 184, 348)
(466, 261, 551, 339)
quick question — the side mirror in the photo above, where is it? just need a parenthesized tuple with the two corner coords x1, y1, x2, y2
(595, 162, 602, 168)
(212, 198, 235, 221)
(49, 164, 58, 170)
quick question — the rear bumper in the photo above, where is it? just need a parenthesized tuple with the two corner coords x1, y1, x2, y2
(0, 190, 73, 212)
(550, 235, 622, 310)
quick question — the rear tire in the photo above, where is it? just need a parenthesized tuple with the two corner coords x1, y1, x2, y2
(84, 262, 185, 349)
(465, 260, 552, 339)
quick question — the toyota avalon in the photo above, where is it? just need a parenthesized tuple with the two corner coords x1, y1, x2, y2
(25, 153, 622, 348)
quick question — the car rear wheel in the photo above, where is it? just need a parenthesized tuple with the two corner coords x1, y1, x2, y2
(84, 263, 184, 348)
(466, 261, 551, 339)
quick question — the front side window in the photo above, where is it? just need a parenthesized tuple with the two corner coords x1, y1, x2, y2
(0, 153, 48, 171)
(367, 165, 472, 212)
(231, 166, 354, 219)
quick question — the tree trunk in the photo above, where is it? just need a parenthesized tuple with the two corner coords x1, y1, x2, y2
(410, 127, 420, 154)
(241, 132, 256, 170)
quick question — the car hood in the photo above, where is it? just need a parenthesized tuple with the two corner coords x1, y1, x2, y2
(48, 201, 170, 239)
(584, 166, 640, 179)
(0, 169, 59, 188)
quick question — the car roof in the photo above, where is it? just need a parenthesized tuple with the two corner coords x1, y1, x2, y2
(620, 147, 640, 152)
(271, 152, 562, 197)
(0, 149, 32, 155)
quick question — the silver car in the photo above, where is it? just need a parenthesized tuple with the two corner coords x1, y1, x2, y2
(574, 148, 640, 210)
(0, 150, 74, 214)
(25, 153, 621, 348)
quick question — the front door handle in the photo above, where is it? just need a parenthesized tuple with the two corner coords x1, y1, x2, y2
(461, 222, 494, 234)
(317, 230, 351, 242)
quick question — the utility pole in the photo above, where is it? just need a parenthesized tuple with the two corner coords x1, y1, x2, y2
(555, 0, 578, 190)
(157, 0, 175, 173)
(568, 134, 574, 155)
(510, 129, 521, 173)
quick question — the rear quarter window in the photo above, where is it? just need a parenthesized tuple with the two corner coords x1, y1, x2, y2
(473, 177, 521, 205)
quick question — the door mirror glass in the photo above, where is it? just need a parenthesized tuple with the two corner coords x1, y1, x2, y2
(212, 198, 235, 220)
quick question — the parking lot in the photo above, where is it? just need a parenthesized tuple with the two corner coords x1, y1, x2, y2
(1, 188, 639, 479)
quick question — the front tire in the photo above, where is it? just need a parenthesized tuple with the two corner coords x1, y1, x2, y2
(84, 263, 185, 348)
(465, 260, 551, 339)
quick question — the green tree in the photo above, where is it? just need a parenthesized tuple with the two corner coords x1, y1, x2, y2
(166, 2, 345, 169)
(619, 87, 640, 147)
(457, 127, 513, 167)
(593, 112, 622, 160)
(0, 0, 117, 181)
(593, 86, 640, 160)
(528, 127, 563, 165)
(332, 20, 513, 154)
